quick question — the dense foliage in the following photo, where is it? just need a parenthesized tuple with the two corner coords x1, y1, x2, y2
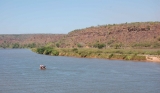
(31, 47, 160, 61)
(55, 48, 160, 61)
(36, 47, 59, 56)
(0, 43, 37, 48)
(93, 43, 106, 49)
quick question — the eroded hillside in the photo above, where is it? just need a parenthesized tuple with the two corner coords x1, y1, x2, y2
(0, 34, 65, 48)
(0, 22, 160, 49)
(58, 22, 160, 48)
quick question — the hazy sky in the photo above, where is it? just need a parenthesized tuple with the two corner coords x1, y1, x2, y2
(0, 0, 159, 34)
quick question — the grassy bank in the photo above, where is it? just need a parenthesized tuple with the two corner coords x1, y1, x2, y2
(32, 47, 160, 61)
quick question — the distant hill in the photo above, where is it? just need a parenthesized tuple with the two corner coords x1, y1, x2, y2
(0, 22, 160, 48)
(58, 22, 160, 48)
(0, 34, 65, 48)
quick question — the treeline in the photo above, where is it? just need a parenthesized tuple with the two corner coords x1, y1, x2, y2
(76, 41, 160, 49)
(32, 47, 160, 61)
(34, 47, 59, 56)
(1, 41, 160, 49)
(0, 34, 65, 49)
(0, 43, 38, 48)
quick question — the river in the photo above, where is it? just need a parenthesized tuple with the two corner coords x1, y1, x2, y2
(0, 49, 160, 93)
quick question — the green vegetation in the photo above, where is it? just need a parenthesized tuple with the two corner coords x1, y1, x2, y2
(32, 47, 160, 61)
(56, 43, 60, 48)
(93, 43, 106, 49)
(132, 42, 160, 48)
(77, 43, 83, 48)
(36, 47, 59, 56)
(0, 42, 38, 49)
(12, 43, 20, 48)
(1, 22, 160, 62)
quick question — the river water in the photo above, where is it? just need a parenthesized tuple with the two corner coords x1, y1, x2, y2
(0, 49, 160, 93)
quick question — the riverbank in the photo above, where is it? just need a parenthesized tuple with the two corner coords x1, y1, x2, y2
(32, 47, 160, 62)
(146, 55, 160, 62)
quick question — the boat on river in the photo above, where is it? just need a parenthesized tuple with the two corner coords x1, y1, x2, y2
(40, 65, 46, 70)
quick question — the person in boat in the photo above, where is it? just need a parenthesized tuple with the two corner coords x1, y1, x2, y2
(40, 65, 46, 69)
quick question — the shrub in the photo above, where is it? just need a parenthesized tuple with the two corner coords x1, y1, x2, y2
(112, 54, 126, 59)
(27, 43, 36, 48)
(133, 43, 151, 48)
(44, 48, 52, 55)
(12, 43, 20, 48)
(153, 42, 160, 48)
(115, 50, 123, 54)
(77, 43, 83, 48)
(36, 47, 59, 56)
(51, 50, 59, 56)
(93, 43, 106, 49)
(108, 54, 114, 59)
(131, 55, 146, 60)
(157, 51, 160, 55)
(78, 52, 87, 57)
(72, 48, 78, 53)
(125, 55, 132, 60)
(98, 43, 106, 49)
(107, 40, 114, 45)
(56, 43, 60, 48)
(36, 47, 45, 54)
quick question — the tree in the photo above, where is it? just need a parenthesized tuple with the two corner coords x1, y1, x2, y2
(12, 43, 20, 48)
(51, 50, 59, 56)
(56, 43, 60, 48)
(77, 43, 83, 48)
(72, 48, 78, 53)
(93, 43, 106, 49)
(36, 47, 45, 54)
(27, 43, 36, 48)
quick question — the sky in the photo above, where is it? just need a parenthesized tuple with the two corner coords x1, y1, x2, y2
(0, 0, 160, 34)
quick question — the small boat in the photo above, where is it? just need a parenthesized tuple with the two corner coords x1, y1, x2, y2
(40, 65, 46, 70)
